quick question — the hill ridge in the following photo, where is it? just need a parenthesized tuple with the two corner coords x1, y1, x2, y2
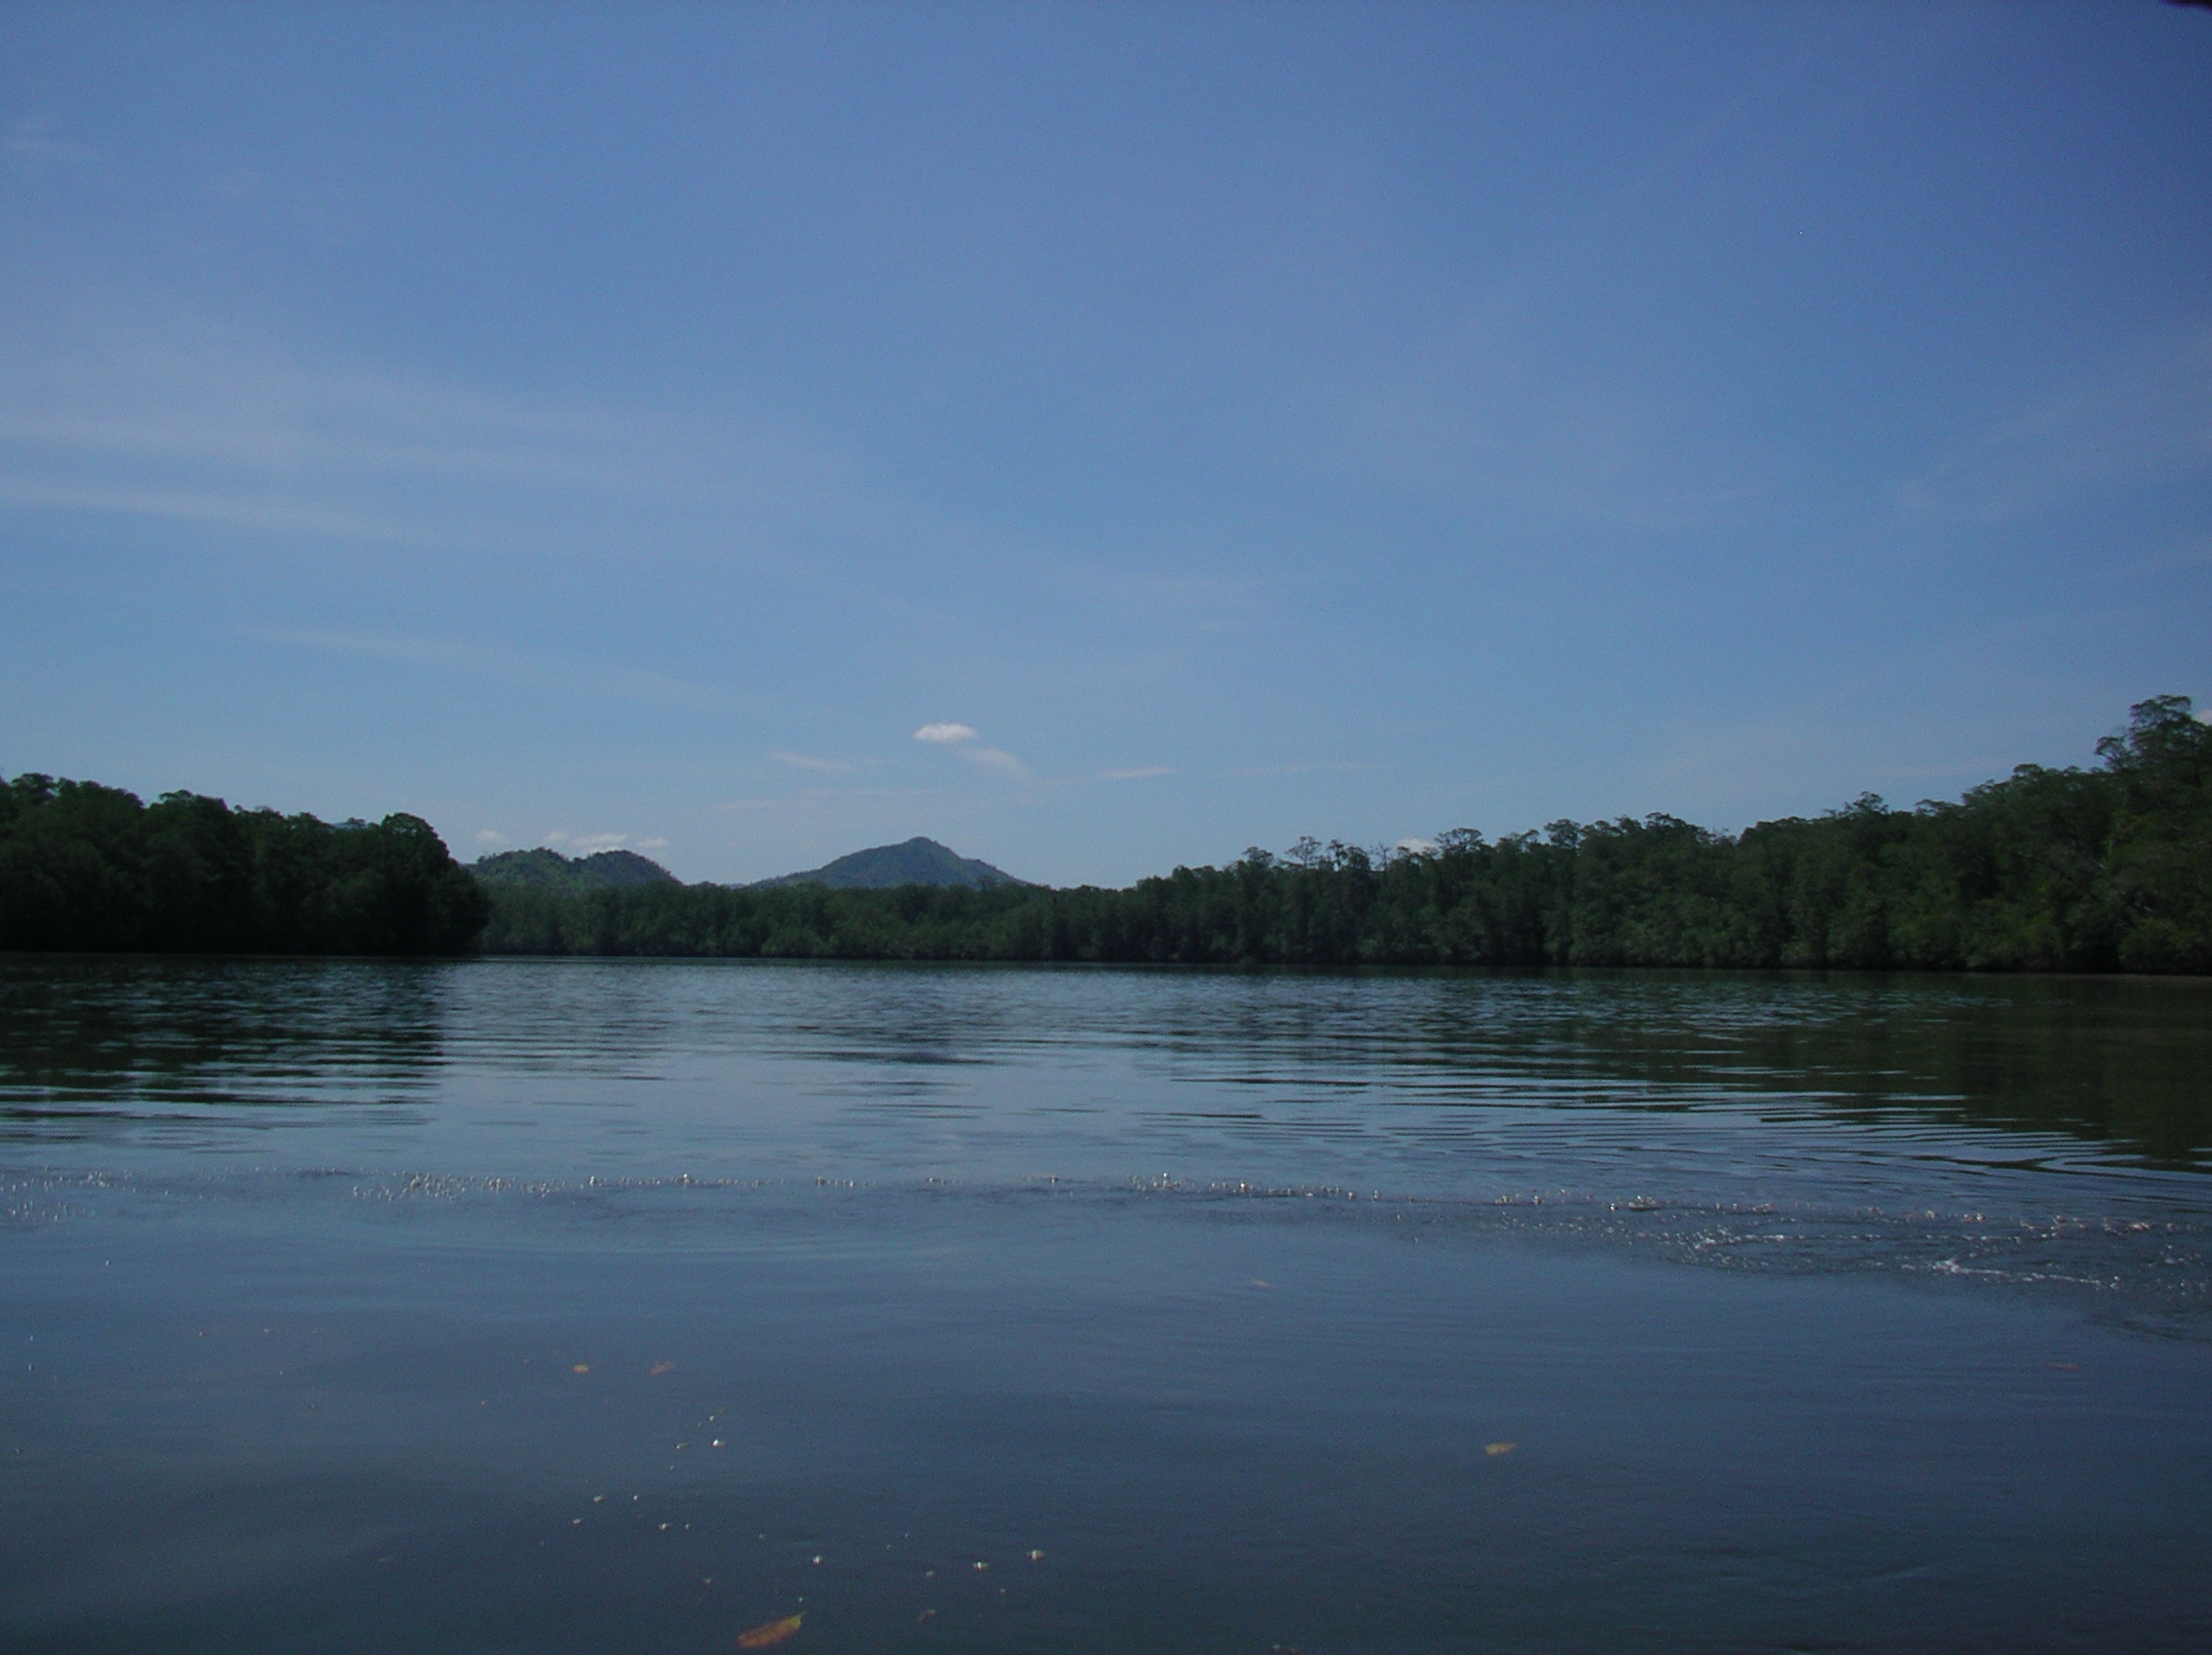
(753, 836, 1024, 890)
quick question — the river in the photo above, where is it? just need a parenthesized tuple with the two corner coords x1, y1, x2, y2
(4, 957, 2208, 1652)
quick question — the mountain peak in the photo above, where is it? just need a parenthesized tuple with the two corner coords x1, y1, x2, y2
(752, 837, 1025, 890)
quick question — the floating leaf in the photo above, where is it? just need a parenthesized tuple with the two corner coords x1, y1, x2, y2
(738, 1612, 803, 1648)
(1484, 1441, 1517, 1457)
(571, 1364, 590, 1375)
(651, 1360, 676, 1376)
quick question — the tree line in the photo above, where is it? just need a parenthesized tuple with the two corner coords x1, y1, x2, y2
(3, 696, 2202, 969)
(0, 776, 490, 955)
(482, 695, 2209, 973)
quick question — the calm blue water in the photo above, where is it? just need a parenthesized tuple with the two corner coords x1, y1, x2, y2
(4, 958, 2210, 1652)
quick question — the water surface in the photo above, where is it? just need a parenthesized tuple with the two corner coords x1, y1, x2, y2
(4, 958, 2209, 1652)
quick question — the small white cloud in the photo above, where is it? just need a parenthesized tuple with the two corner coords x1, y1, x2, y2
(772, 750, 855, 772)
(959, 745, 1029, 777)
(568, 832, 627, 854)
(635, 837, 668, 850)
(914, 722, 977, 744)
(474, 829, 508, 845)
(4, 120, 97, 166)
(1396, 837, 1439, 856)
(542, 831, 570, 844)
(1231, 761, 1383, 778)
(1100, 767, 1173, 781)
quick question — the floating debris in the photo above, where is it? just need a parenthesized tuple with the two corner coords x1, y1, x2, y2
(651, 1361, 676, 1376)
(1485, 1441, 1518, 1457)
(1028, 1549, 1045, 1561)
(571, 1364, 590, 1375)
(738, 1612, 803, 1648)
(917, 1610, 936, 1623)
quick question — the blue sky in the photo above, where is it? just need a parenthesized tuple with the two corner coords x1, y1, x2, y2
(2, 2, 2207, 886)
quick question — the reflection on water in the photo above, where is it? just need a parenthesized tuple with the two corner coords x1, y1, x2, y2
(0, 956, 450, 1127)
(3, 957, 2210, 1652)
(4, 956, 2209, 1316)
(4, 954, 2208, 1165)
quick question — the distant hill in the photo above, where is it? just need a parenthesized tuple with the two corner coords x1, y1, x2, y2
(753, 836, 1025, 890)
(472, 847, 681, 893)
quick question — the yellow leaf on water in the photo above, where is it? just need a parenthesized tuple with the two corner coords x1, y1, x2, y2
(1485, 1441, 1517, 1457)
(650, 1360, 676, 1376)
(738, 1612, 803, 1648)
(571, 1364, 590, 1375)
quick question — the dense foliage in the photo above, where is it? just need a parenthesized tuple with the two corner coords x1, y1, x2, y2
(0, 777, 490, 955)
(481, 697, 2211, 973)
(6, 697, 2203, 970)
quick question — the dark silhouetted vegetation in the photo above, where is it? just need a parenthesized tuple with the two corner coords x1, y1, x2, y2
(7, 697, 2203, 970)
(0, 778, 490, 955)
(480, 696, 2210, 973)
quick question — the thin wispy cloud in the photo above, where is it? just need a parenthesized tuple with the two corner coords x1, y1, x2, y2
(1100, 767, 1174, 780)
(958, 745, 1029, 777)
(712, 785, 938, 815)
(541, 829, 630, 853)
(914, 722, 978, 744)
(252, 626, 739, 711)
(3, 118, 97, 167)
(474, 829, 508, 845)
(1897, 329, 2212, 522)
(771, 751, 857, 772)
(1231, 761, 1383, 778)
(0, 478, 428, 543)
(0, 282, 916, 570)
